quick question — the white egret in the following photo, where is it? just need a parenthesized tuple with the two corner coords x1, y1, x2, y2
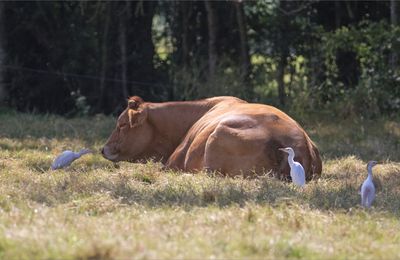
(279, 147, 306, 187)
(51, 148, 92, 170)
(360, 160, 378, 208)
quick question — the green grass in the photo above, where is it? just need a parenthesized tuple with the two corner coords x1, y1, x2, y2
(0, 110, 399, 259)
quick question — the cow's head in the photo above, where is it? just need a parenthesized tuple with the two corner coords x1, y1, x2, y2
(102, 96, 153, 162)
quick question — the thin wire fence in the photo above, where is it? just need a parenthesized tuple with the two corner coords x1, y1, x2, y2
(0, 64, 169, 89)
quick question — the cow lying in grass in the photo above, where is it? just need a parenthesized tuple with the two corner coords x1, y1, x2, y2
(102, 96, 322, 180)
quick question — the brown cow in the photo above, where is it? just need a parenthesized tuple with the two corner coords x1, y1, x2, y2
(102, 96, 322, 180)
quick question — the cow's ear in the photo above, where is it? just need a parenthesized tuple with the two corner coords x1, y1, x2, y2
(128, 107, 148, 128)
(128, 96, 144, 110)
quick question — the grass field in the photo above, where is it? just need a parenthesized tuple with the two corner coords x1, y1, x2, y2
(0, 109, 399, 259)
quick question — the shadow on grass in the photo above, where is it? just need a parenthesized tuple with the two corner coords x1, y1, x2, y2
(8, 168, 400, 217)
(103, 178, 400, 217)
(7, 172, 400, 218)
(0, 112, 115, 141)
(308, 117, 400, 162)
(0, 137, 98, 153)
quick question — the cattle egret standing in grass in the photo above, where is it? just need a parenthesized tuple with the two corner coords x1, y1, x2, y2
(361, 160, 378, 208)
(279, 147, 306, 187)
(51, 149, 92, 170)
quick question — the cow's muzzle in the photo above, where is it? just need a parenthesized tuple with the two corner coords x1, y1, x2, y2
(101, 146, 119, 161)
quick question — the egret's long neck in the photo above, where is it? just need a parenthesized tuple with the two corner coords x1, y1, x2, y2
(78, 150, 90, 157)
(367, 166, 373, 179)
(287, 152, 295, 167)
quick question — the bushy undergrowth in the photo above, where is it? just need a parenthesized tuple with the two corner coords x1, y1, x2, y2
(0, 111, 399, 259)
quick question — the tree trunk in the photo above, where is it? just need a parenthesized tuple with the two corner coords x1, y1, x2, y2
(390, 0, 398, 71)
(334, 0, 341, 28)
(0, 1, 6, 104)
(391, 0, 398, 25)
(344, 1, 354, 22)
(277, 54, 287, 106)
(119, 12, 129, 99)
(234, 0, 252, 98)
(181, 3, 190, 68)
(97, 3, 111, 109)
(204, 0, 217, 79)
(277, 0, 289, 106)
(127, 1, 156, 98)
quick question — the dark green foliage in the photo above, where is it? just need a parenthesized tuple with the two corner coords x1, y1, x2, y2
(318, 21, 400, 116)
(0, 1, 398, 117)
(3, 1, 162, 114)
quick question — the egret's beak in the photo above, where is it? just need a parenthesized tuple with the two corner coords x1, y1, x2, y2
(278, 148, 285, 152)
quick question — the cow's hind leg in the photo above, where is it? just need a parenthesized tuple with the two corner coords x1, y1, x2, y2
(204, 124, 268, 177)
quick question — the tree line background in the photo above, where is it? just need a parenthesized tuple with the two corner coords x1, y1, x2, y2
(0, 0, 398, 117)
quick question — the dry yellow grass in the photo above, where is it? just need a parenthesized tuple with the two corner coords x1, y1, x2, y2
(0, 110, 399, 259)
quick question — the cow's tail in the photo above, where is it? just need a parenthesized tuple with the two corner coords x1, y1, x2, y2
(303, 132, 322, 181)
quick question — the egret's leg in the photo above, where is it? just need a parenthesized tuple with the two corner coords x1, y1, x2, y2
(365, 195, 371, 208)
(361, 188, 368, 207)
(362, 188, 372, 208)
(366, 191, 374, 208)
